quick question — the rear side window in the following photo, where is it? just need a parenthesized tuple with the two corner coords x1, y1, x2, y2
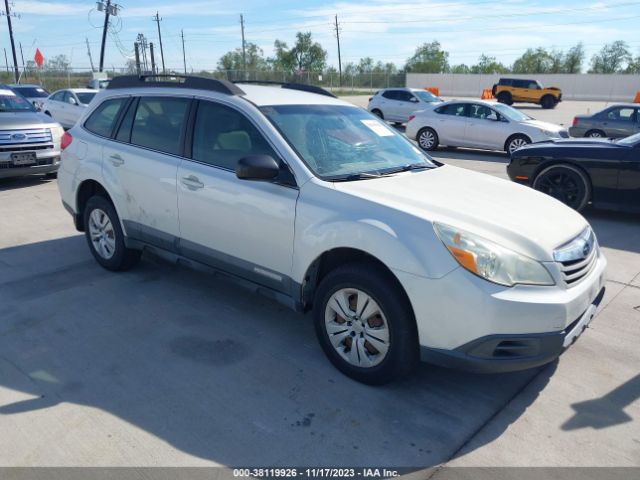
(50, 91, 64, 101)
(130, 97, 191, 156)
(606, 107, 635, 122)
(84, 97, 128, 137)
(382, 90, 399, 100)
(436, 103, 467, 116)
(395, 91, 414, 102)
(499, 79, 512, 86)
(191, 101, 277, 170)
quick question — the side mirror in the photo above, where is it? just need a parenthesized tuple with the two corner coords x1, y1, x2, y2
(236, 155, 280, 181)
(68, 97, 78, 105)
(409, 97, 419, 103)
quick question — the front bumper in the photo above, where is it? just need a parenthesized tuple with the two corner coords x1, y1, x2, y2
(0, 156, 60, 178)
(393, 250, 607, 373)
(420, 286, 604, 373)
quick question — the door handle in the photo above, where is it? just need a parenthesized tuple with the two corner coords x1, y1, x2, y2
(181, 175, 204, 190)
(109, 154, 124, 166)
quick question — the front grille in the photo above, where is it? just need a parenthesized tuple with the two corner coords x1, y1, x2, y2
(559, 130, 569, 138)
(554, 228, 598, 286)
(0, 128, 52, 145)
(0, 158, 54, 169)
(0, 144, 53, 152)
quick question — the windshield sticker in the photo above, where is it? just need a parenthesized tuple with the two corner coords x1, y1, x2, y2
(361, 119, 394, 137)
(0, 89, 16, 96)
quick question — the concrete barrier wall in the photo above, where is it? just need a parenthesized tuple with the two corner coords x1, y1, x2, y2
(406, 73, 640, 102)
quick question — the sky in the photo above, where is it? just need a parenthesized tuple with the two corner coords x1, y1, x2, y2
(1, 0, 639, 72)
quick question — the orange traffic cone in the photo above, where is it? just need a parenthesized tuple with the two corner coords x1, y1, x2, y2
(425, 87, 439, 96)
(634, 91, 640, 103)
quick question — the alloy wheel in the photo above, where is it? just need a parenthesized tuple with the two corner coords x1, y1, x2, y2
(418, 130, 435, 150)
(536, 170, 586, 210)
(508, 137, 528, 153)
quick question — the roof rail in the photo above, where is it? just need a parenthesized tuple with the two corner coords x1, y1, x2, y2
(234, 80, 337, 98)
(107, 75, 245, 96)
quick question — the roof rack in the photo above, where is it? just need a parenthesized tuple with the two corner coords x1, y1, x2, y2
(107, 75, 245, 96)
(234, 80, 337, 98)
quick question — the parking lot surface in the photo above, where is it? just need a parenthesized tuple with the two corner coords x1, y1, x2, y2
(0, 99, 639, 471)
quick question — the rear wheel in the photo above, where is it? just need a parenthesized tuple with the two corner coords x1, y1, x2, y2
(585, 129, 605, 138)
(417, 127, 439, 151)
(84, 195, 141, 271)
(497, 91, 513, 105)
(532, 164, 591, 211)
(506, 134, 531, 154)
(541, 95, 557, 109)
(371, 109, 384, 119)
(313, 263, 419, 385)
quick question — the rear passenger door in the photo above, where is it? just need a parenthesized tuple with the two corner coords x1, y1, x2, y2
(103, 95, 191, 247)
(433, 103, 469, 146)
(176, 99, 298, 295)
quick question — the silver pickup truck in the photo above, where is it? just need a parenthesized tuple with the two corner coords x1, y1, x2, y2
(0, 86, 64, 179)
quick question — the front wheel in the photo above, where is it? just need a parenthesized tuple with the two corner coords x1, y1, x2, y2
(417, 127, 439, 151)
(506, 134, 531, 154)
(313, 263, 419, 385)
(585, 130, 605, 138)
(497, 91, 513, 105)
(84, 195, 141, 271)
(541, 95, 557, 109)
(532, 164, 591, 211)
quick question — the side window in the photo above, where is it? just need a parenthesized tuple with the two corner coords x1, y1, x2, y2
(500, 79, 512, 87)
(528, 82, 538, 89)
(396, 91, 414, 102)
(63, 91, 76, 104)
(382, 90, 398, 100)
(469, 104, 498, 121)
(192, 101, 278, 170)
(115, 98, 137, 143)
(130, 97, 190, 155)
(436, 103, 466, 116)
(607, 108, 635, 122)
(84, 97, 127, 137)
(51, 91, 64, 102)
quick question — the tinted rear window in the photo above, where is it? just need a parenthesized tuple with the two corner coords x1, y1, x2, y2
(13, 87, 49, 98)
(84, 97, 128, 137)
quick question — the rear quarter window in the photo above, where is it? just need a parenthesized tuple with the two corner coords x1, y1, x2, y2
(84, 97, 128, 138)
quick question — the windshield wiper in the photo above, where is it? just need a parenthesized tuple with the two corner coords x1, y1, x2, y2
(385, 163, 432, 174)
(330, 171, 394, 182)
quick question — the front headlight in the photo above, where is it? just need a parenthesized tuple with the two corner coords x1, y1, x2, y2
(50, 125, 64, 144)
(434, 223, 555, 287)
(540, 129, 560, 137)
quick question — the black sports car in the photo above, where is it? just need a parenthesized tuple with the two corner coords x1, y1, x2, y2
(507, 132, 640, 212)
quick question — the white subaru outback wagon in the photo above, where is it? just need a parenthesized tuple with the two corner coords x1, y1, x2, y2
(58, 75, 606, 384)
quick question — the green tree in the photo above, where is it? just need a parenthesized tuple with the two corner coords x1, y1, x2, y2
(512, 47, 553, 73)
(627, 54, 640, 74)
(404, 41, 449, 73)
(450, 64, 471, 74)
(46, 54, 70, 72)
(470, 54, 508, 74)
(270, 32, 327, 73)
(217, 42, 268, 72)
(589, 41, 632, 73)
(563, 43, 584, 73)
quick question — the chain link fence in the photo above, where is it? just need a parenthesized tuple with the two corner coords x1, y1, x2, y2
(0, 68, 406, 94)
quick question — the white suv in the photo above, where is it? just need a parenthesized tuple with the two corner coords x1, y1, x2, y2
(368, 88, 441, 124)
(58, 75, 606, 384)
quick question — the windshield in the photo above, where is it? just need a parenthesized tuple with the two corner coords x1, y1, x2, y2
(413, 90, 439, 102)
(617, 132, 640, 146)
(0, 89, 36, 112)
(261, 105, 436, 180)
(77, 92, 97, 105)
(492, 103, 532, 122)
(12, 86, 49, 98)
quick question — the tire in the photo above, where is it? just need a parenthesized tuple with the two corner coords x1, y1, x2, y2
(496, 91, 513, 105)
(541, 95, 557, 109)
(505, 134, 531, 154)
(532, 164, 591, 211)
(585, 129, 605, 138)
(371, 109, 384, 119)
(313, 262, 419, 385)
(83, 195, 141, 271)
(416, 127, 439, 151)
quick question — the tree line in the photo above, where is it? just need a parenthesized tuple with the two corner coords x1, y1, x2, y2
(216, 34, 640, 75)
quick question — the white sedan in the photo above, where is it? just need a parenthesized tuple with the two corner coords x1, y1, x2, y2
(42, 88, 98, 129)
(406, 100, 568, 154)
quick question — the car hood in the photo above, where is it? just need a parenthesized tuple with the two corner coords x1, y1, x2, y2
(517, 138, 617, 151)
(522, 119, 565, 132)
(333, 165, 588, 261)
(0, 111, 59, 128)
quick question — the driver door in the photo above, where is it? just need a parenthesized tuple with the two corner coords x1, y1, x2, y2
(464, 104, 506, 150)
(395, 91, 420, 123)
(177, 99, 298, 294)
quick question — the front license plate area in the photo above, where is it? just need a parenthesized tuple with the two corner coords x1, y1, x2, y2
(11, 152, 37, 166)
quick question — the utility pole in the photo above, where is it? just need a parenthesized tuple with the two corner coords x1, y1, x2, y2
(3, 48, 8, 74)
(134, 42, 141, 75)
(149, 42, 156, 75)
(86, 38, 95, 72)
(240, 14, 246, 79)
(19, 42, 25, 81)
(152, 11, 165, 73)
(334, 14, 342, 87)
(97, 0, 119, 73)
(4, 0, 20, 83)
(181, 29, 186, 74)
